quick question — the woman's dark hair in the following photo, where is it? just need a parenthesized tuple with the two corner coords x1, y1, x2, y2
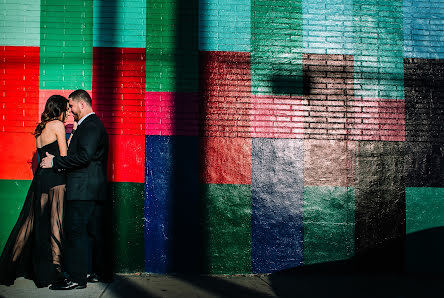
(34, 95, 68, 137)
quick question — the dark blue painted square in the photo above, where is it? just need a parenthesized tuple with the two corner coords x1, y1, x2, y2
(144, 135, 200, 273)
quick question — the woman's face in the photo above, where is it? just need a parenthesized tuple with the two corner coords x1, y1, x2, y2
(58, 111, 66, 122)
(58, 103, 68, 122)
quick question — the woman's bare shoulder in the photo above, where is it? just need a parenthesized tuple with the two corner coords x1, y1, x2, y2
(45, 120, 65, 130)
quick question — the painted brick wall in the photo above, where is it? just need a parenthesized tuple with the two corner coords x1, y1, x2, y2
(1, 0, 444, 274)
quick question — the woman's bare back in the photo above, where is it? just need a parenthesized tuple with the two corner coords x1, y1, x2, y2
(36, 120, 67, 156)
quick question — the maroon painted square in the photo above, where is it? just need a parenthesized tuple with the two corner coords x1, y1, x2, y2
(92, 47, 146, 136)
(199, 51, 251, 137)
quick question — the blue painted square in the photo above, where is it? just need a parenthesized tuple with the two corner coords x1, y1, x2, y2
(252, 138, 304, 273)
(302, 0, 354, 55)
(144, 135, 200, 273)
(403, 0, 444, 59)
(199, 0, 251, 52)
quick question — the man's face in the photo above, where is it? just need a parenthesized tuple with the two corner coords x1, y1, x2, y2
(68, 98, 81, 122)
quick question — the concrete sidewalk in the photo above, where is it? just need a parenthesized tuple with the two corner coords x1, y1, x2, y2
(1, 274, 275, 298)
(2, 272, 444, 298)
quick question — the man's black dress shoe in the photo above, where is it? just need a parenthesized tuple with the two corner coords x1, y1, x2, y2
(49, 278, 86, 290)
(87, 273, 99, 283)
(87, 272, 113, 283)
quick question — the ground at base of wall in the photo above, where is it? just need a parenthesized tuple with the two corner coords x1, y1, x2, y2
(2, 272, 444, 298)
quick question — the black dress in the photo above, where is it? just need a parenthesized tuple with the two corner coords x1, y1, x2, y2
(0, 140, 66, 287)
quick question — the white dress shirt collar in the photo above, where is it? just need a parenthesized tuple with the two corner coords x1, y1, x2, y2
(77, 112, 95, 126)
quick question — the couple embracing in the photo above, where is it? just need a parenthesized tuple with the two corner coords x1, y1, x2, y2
(0, 90, 111, 290)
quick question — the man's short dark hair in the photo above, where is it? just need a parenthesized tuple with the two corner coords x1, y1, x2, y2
(69, 89, 92, 106)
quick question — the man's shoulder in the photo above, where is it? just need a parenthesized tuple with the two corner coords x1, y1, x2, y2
(80, 114, 106, 131)
(81, 114, 100, 125)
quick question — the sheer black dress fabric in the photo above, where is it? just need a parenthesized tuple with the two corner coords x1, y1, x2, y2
(0, 140, 66, 287)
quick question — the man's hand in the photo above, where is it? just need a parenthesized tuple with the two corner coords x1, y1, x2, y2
(40, 152, 55, 168)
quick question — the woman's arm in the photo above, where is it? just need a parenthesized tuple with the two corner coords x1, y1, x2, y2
(54, 121, 68, 156)
(67, 121, 78, 147)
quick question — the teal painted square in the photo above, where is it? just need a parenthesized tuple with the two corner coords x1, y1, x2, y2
(0, 0, 40, 46)
(93, 0, 146, 48)
(302, 0, 353, 55)
(406, 188, 444, 234)
(110, 182, 145, 272)
(0, 180, 31, 253)
(201, 184, 252, 274)
(353, 0, 404, 100)
(403, 0, 444, 59)
(199, 0, 250, 52)
(304, 186, 355, 265)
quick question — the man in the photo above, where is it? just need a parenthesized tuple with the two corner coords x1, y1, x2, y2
(41, 89, 110, 290)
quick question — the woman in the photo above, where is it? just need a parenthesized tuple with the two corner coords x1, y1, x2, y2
(0, 95, 69, 287)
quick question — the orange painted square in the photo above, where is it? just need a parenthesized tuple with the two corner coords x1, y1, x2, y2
(0, 132, 38, 180)
(200, 137, 251, 185)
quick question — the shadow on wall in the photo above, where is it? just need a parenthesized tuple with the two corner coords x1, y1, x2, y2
(269, 227, 444, 298)
(94, 0, 118, 277)
(271, 73, 304, 95)
(170, 0, 202, 274)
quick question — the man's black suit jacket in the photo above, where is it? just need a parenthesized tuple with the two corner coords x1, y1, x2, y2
(53, 114, 109, 201)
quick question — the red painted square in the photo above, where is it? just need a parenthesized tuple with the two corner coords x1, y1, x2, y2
(200, 137, 251, 185)
(0, 46, 40, 133)
(145, 92, 199, 136)
(0, 132, 37, 180)
(108, 134, 145, 183)
(92, 47, 146, 136)
(199, 51, 251, 137)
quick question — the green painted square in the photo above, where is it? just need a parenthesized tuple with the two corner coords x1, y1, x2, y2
(0, 180, 31, 252)
(40, 0, 94, 90)
(406, 188, 444, 234)
(201, 184, 252, 274)
(352, 0, 404, 99)
(146, 0, 198, 92)
(251, 0, 303, 95)
(304, 186, 355, 265)
(304, 223, 355, 265)
(110, 182, 145, 272)
(304, 186, 355, 224)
